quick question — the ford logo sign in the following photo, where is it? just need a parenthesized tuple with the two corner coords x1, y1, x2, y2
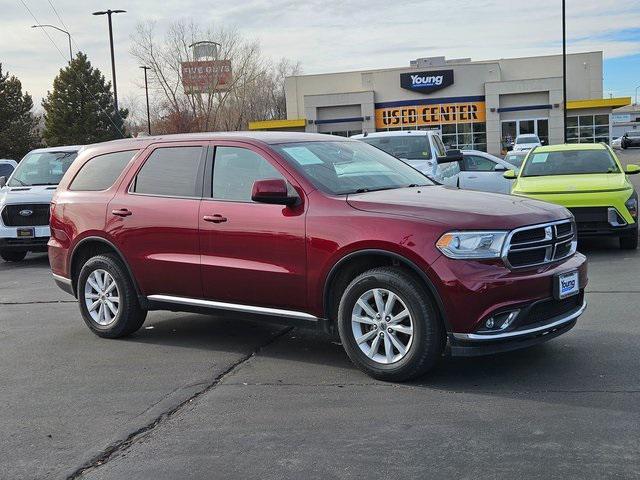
(19, 209, 33, 217)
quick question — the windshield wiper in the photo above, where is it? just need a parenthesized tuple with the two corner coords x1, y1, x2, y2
(9, 178, 29, 186)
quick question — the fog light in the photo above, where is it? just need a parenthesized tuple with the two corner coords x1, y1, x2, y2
(482, 310, 519, 332)
(499, 311, 519, 330)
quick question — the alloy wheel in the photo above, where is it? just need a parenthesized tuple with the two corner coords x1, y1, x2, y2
(84, 269, 120, 326)
(351, 288, 414, 364)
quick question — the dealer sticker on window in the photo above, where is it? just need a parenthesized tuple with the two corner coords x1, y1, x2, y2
(557, 270, 579, 299)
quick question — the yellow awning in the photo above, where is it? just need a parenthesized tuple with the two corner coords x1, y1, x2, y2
(566, 97, 631, 110)
(248, 119, 306, 130)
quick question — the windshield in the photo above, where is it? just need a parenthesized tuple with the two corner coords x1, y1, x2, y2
(273, 141, 434, 195)
(358, 135, 432, 160)
(521, 149, 620, 177)
(8, 151, 78, 187)
(516, 136, 539, 144)
(504, 153, 526, 168)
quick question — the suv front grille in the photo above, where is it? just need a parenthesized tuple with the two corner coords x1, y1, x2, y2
(1, 204, 50, 227)
(505, 219, 576, 269)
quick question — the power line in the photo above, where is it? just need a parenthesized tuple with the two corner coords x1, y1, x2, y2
(17, 0, 126, 138)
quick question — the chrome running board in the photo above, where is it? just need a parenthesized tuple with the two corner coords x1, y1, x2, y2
(147, 294, 319, 322)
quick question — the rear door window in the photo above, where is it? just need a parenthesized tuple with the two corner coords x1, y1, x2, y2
(70, 150, 137, 191)
(132, 146, 205, 197)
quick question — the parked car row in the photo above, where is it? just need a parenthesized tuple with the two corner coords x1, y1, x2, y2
(0, 131, 636, 382)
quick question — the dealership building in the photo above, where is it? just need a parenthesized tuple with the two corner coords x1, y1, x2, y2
(249, 51, 630, 155)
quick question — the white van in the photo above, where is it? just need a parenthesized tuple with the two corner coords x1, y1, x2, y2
(350, 130, 462, 185)
(0, 145, 82, 262)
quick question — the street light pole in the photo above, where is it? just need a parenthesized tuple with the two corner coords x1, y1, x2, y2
(31, 24, 72, 62)
(92, 9, 126, 114)
(140, 66, 152, 135)
(635, 85, 639, 106)
(562, 0, 568, 143)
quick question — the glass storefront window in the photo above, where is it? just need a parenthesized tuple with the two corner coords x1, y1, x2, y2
(569, 114, 610, 144)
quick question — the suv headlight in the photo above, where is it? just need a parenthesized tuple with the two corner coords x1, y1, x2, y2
(436, 231, 508, 259)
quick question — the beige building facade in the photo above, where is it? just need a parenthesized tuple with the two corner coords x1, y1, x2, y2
(250, 52, 630, 155)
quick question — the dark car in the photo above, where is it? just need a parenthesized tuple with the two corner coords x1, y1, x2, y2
(49, 132, 587, 381)
(622, 131, 640, 149)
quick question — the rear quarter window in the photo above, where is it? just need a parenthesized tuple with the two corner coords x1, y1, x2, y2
(69, 150, 138, 191)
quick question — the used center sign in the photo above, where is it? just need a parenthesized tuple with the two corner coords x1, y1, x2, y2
(375, 101, 486, 129)
(400, 69, 454, 94)
(181, 60, 232, 93)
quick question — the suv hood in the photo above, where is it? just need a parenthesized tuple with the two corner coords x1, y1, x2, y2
(514, 173, 630, 195)
(0, 185, 58, 206)
(346, 186, 569, 230)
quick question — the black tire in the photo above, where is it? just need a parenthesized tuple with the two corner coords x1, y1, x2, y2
(337, 266, 444, 382)
(0, 250, 27, 262)
(620, 230, 638, 250)
(77, 254, 147, 338)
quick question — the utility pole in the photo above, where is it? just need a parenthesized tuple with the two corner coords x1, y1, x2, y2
(562, 0, 568, 143)
(140, 66, 152, 135)
(92, 9, 126, 113)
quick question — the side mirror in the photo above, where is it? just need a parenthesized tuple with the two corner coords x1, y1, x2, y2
(503, 169, 517, 179)
(0, 176, 5, 188)
(625, 164, 640, 175)
(251, 178, 299, 206)
(494, 164, 507, 172)
(437, 149, 464, 164)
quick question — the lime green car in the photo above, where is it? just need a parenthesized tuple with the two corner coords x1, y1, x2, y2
(504, 143, 639, 249)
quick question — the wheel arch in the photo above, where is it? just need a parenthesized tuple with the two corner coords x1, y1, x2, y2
(322, 249, 451, 333)
(69, 236, 142, 301)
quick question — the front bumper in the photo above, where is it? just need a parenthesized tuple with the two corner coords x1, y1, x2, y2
(431, 253, 588, 345)
(0, 225, 51, 251)
(449, 295, 586, 356)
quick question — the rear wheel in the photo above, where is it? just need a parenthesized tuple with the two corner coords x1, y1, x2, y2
(77, 254, 147, 338)
(337, 266, 444, 382)
(0, 250, 27, 262)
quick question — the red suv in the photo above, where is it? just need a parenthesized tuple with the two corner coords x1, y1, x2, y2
(49, 133, 587, 381)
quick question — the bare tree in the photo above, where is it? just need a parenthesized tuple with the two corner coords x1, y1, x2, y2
(130, 20, 299, 133)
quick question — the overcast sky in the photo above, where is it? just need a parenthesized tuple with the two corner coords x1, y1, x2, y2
(3, 0, 640, 113)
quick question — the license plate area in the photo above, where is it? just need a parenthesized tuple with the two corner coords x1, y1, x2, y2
(555, 270, 579, 299)
(17, 227, 35, 238)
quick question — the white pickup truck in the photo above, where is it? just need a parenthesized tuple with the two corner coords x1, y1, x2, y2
(0, 145, 81, 262)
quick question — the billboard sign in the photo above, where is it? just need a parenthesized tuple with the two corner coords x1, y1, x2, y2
(181, 60, 232, 93)
(400, 69, 454, 94)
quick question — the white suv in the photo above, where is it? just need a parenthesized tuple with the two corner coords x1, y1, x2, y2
(512, 134, 541, 152)
(0, 145, 81, 262)
(351, 130, 463, 185)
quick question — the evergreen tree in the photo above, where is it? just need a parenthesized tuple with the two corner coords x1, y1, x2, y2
(0, 64, 40, 159)
(42, 52, 128, 145)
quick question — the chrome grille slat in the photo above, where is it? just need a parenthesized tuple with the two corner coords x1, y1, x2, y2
(502, 219, 576, 269)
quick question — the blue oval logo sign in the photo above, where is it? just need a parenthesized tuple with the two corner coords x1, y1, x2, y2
(19, 209, 33, 217)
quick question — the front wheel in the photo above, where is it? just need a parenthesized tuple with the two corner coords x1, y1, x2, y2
(337, 267, 444, 382)
(77, 254, 147, 338)
(0, 250, 27, 262)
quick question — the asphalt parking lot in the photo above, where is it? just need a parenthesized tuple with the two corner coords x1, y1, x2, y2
(1, 150, 640, 480)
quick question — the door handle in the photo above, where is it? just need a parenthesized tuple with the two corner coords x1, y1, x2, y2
(203, 214, 227, 223)
(111, 208, 132, 217)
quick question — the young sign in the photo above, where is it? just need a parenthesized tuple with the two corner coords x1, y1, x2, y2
(400, 70, 454, 93)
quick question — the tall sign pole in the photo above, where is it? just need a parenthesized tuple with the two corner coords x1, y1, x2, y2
(140, 66, 152, 135)
(562, 0, 568, 143)
(93, 9, 126, 114)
